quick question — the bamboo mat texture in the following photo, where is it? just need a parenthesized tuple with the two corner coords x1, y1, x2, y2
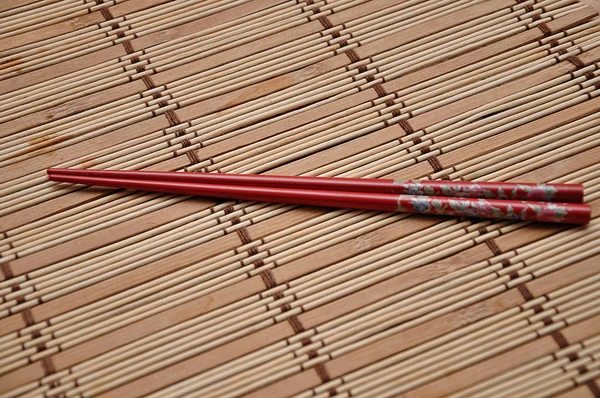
(2, 0, 600, 397)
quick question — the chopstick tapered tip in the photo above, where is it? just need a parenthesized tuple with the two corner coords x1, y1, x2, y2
(48, 168, 85, 177)
(47, 167, 67, 175)
(47, 173, 61, 182)
(47, 168, 73, 182)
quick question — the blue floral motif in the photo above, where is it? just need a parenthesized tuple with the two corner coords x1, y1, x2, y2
(405, 183, 425, 196)
(411, 196, 431, 213)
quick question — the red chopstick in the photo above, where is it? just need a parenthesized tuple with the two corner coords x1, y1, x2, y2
(47, 169, 591, 224)
(47, 168, 584, 203)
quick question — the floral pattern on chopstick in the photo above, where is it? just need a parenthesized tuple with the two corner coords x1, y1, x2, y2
(511, 184, 558, 202)
(396, 195, 570, 223)
(393, 180, 559, 202)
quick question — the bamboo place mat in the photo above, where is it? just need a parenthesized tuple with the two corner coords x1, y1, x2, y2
(2, 0, 600, 397)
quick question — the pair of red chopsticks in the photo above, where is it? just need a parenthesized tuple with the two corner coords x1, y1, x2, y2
(47, 168, 591, 224)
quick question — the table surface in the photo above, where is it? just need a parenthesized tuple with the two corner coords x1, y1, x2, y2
(1, 0, 600, 397)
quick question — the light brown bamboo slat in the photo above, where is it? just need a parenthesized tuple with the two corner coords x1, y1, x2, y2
(1, 1, 600, 397)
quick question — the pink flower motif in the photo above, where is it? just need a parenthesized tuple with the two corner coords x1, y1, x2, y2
(466, 184, 483, 197)
(529, 203, 567, 222)
(472, 199, 496, 217)
(526, 185, 557, 202)
(527, 187, 549, 201)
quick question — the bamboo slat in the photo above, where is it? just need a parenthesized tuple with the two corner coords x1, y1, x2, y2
(1, 0, 600, 397)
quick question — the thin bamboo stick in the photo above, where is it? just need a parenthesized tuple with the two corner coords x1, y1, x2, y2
(2, 2, 600, 398)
